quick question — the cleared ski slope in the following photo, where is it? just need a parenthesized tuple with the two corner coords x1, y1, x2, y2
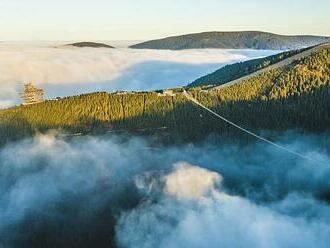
(211, 43, 330, 91)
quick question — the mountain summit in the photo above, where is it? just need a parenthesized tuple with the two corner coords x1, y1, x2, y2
(131, 31, 330, 50)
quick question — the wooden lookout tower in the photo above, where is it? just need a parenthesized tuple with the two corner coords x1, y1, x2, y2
(20, 82, 44, 105)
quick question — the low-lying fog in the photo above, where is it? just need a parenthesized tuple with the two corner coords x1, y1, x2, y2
(0, 42, 278, 108)
(0, 133, 329, 247)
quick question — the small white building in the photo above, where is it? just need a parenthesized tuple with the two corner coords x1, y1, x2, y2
(156, 89, 175, 97)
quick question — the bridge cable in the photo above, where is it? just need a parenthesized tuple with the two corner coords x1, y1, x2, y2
(183, 90, 317, 162)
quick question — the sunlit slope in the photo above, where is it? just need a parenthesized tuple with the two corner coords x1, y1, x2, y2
(190, 43, 329, 88)
(131, 31, 330, 50)
(1, 44, 329, 144)
(190, 48, 306, 88)
(207, 43, 330, 100)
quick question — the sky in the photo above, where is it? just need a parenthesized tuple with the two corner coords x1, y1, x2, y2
(0, 0, 329, 41)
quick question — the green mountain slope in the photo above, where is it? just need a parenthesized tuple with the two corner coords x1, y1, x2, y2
(67, 42, 114, 48)
(1, 43, 329, 145)
(189, 47, 310, 88)
(130, 31, 330, 50)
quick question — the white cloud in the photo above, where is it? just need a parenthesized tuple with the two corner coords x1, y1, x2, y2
(117, 163, 330, 248)
(0, 133, 329, 247)
(163, 162, 222, 200)
(0, 42, 277, 106)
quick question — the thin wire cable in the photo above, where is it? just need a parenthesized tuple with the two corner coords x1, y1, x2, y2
(183, 91, 315, 162)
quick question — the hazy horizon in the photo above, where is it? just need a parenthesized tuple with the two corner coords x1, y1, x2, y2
(1, 0, 329, 41)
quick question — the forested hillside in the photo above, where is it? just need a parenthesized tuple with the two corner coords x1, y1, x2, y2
(189, 48, 308, 88)
(1, 44, 329, 145)
(131, 31, 330, 50)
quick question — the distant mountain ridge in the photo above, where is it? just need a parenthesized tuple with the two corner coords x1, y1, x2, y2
(131, 31, 330, 50)
(67, 42, 114, 48)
